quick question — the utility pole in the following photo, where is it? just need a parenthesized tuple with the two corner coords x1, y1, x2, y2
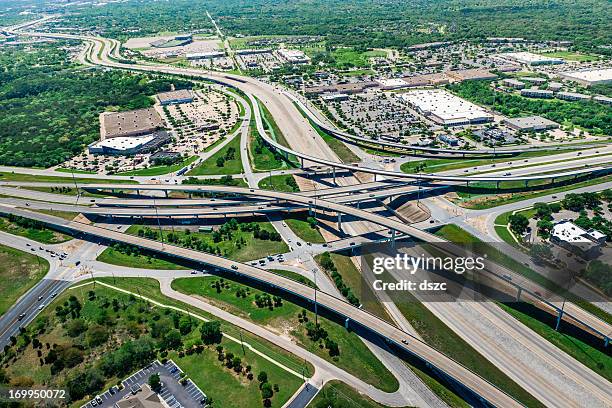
(239, 330, 246, 356)
(312, 268, 318, 327)
(153, 196, 164, 248)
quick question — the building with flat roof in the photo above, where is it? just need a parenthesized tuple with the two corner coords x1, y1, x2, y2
(547, 82, 563, 92)
(446, 69, 497, 82)
(503, 78, 525, 89)
(186, 51, 224, 60)
(558, 68, 612, 87)
(156, 89, 194, 105)
(88, 132, 170, 156)
(401, 89, 493, 126)
(594, 95, 612, 105)
(503, 116, 559, 132)
(321, 93, 349, 102)
(556, 92, 591, 102)
(520, 88, 554, 98)
(550, 220, 605, 257)
(376, 78, 409, 90)
(500, 52, 564, 66)
(522, 77, 547, 84)
(277, 49, 310, 64)
(100, 108, 164, 139)
(305, 81, 378, 95)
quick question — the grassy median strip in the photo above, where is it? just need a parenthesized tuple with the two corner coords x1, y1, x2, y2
(172, 276, 399, 393)
(188, 135, 243, 176)
(118, 155, 198, 176)
(0, 244, 49, 316)
(0, 214, 72, 244)
(0, 172, 136, 184)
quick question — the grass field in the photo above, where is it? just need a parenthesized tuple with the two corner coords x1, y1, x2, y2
(0, 244, 49, 316)
(330, 48, 386, 67)
(284, 213, 326, 244)
(539, 51, 600, 62)
(117, 155, 198, 176)
(55, 168, 97, 174)
(2, 278, 304, 408)
(125, 220, 288, 262)
(249, 115, 292, 172)
(258, 175, 300, 192)
(172, 276, 398, 393)
(269, 269, 316, 288)
(0, 172, 137, 184)
(456, 175, 612, 209)
(96, 247, 188, 270)
(0, 216, 71, 244)
(499, 302, 611, 381)
(309, 380, 391, 408)
(187, 136, 243, 176)
(315, 252, 391, 322)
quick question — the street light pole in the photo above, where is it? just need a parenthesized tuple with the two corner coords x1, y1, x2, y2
(312, 268, 318, 327)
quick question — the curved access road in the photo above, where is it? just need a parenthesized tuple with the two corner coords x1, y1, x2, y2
(0, 204, 522, 408)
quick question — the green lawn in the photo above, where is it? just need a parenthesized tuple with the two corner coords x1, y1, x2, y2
(96, 247, 188, 270)
(0, 216, 71, 244)
(117, 155, 198, 176)
(499, 302, 611, 381)
(456, 175, 612, 210)
(125, 220, 288, 262)
(308, 380, 396, 408)
(0, 244, 49, 316)
(96, 277, 314, 380)
(285, 213, 326, 244)
(55, 168, 97, 174)
(259, 175, 300, 192)
(187, 136, 244, 176)
(330, 48, 386, 68)
(269, 269, 316, 288)
(172, 276, 399, 393)
(539, 51, 600, 62)
(0, 172, 137, 184)
(2, 278, 304, 408)
(249, 116, 292, 172)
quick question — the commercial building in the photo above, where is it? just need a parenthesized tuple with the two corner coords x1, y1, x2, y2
(156, 89, 194, 105)
(376, 78, 409, 90)
(321, 93, 350, 102)
(186, 51, 224, 60)
(277, 49, 310, 64)
(437, 134, 459, 146)
(558, 68, 612, 87)
(550, 220, 606, 257)
(401, 89, 493, 126)
(520, 88, 554, 98)
(115, 384, 164, 408)
(522, 77, 547, 84)
(503, 78, 525, 89)
(400, 73, 450, 87)
(556, 92, 591, 102)
(88, 132, 170, 156)
(503, 116, 559, 132)
(547, 82, 563, 92)
(100, 108, 164, 139)
(305, 81, 378, 95)
(500, 52, 564, 66)
(446, 69, 497, 82)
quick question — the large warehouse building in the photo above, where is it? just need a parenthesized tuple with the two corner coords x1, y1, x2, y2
(499, 52, 564, 66)
(401, 90, 493, 126)
(100, 108, 164, 139)
(558, 68, 612, 87)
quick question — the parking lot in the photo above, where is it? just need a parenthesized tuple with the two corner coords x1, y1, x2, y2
(82, 360, 207, 408)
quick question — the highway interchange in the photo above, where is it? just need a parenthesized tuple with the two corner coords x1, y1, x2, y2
(0, 16, 611, 408)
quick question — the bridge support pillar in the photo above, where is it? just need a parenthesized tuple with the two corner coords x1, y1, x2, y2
(136, 189, 140, 196)
(516, 287, 522, 301)
(337, 212, 342, 233)
(391, 229, 396, 248)
(164, 190, 169, 198)
(465, 180, 469, 188)
(300, 158, 304, 169)
(308, 204, 312, 216)
(605, 337, 609, 348)
(373, 173, 377, 182)
(344, 318, 350, 330)
(551, 177, 555, 185)
(495, 180, 500, 190)
(332, 167, 336, 185)
(555, 309, 564, 331)
(524, 180, 529, 188)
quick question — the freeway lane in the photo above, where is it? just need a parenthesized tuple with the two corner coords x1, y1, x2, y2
(0, 205, 521, 408)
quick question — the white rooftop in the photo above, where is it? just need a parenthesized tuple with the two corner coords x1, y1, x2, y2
(551, 221, 604, 246)
(376, 78, 408, 88)
(561, 68, 612, 84)
(501, 52, 564, 64)
(94, 135, 155, 151)
(401, 89, 492, 122)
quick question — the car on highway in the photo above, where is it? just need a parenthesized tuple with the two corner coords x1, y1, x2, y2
(37, 296, 43, 301)
(51, 293, 57, 298)
(231, 265, 238, 270)
(17, 313, 26, 321)
(38, 304, 45, 311)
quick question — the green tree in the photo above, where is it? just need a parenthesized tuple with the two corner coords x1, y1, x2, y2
(509, 213, 529, 235)
(149, 373, 162, 393)
(200, 321, 222, 345)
